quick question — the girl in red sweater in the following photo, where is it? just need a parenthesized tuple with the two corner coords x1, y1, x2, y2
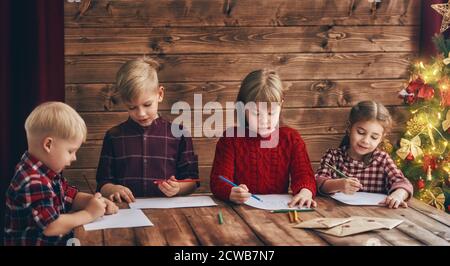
(210, 69, 317, 208)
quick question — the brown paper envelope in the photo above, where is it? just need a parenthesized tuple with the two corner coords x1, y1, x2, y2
(350, 216, 403, 230)
(315, 219, 385, 237)
(294, 218, 352, 229)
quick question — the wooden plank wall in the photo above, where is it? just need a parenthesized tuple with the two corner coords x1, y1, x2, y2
(64, 0, 421, 193)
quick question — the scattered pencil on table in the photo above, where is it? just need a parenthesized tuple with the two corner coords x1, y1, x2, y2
(324, 162, 349, 179)
(218, 210, 224, 225)
(288, 211, 294, 223)
(287, 211, 300, 223)
(270, 208, 315, 213)
(218, 175, 263, 202)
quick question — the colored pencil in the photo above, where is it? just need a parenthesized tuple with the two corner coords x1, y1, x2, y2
(324, 162, 349, 179)
(218, 210, 224, 224)
(270, 209, 315, 213)
(218, 175, 263, 202)
(152, 178, 200, 184)
(173, 179, 200, 183)
(288, 211, 294, 223)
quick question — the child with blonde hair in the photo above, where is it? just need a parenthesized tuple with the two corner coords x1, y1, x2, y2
(4, 102, 118, 246)
(97, 57, 199, 202)
(315, 100, 413, 208)
(210, 69, 317, 208)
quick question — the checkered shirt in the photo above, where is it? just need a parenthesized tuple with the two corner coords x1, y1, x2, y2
(315, 146, 413, 197)
(4, 151, 78, 246)
(96, 116, 199, 197)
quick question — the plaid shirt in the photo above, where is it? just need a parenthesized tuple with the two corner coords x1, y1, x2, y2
(315, 146, 413, 198)
(96, 116, 199, 197)
(4, 151, 78, 246)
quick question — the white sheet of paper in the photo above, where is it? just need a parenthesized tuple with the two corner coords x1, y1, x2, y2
(83, 209, 153, 231)
(244, 194, 313, 211)
(331, 192, 387, 206)
(129, 196, 218, 209)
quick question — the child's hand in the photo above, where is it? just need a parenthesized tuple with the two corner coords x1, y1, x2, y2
(108, 185, 135, 203)
(85, 192, 106, 220)
(157, 176, 180, 197)
(289, 188, 317, 208)
(379, 188, 408, 209)
(339, 178, 363, 194)
(103, 197, 119, 215)
(229, 184, 251, 204)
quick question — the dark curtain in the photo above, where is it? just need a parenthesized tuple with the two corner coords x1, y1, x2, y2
(421, 0, 450, 56)
(0, 0, 65, 244)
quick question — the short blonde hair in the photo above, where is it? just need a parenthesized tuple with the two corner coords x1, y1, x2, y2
(237, 69, 285, 104)
(116, 57, 160, 103)
(25, 102, 87, 142)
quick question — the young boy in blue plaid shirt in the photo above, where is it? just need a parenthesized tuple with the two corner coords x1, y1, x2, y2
(4, 102, 118, 246)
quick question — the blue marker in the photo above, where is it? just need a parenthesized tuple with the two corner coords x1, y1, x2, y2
(218, 175, 263, 202)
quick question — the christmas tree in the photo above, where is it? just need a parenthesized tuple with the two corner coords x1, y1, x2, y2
(395, 34, 450, 213)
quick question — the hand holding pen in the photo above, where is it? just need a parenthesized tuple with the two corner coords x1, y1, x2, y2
(218, 175, 262, 204)
(324, 162, 362, 194)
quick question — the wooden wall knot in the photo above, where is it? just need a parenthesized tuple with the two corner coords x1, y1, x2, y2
(149, 39, 163, 53)
(222, 0, 237, 17)
(313, 80, 333, 92)
(348, 0, 356, 17)
(105, 1, 113, 16)
(327, 31, 346, 40)
(327, 127, 338, 133)
(102, 85, 119, 111)
(338, 91, 352, 107)
(370, 0, 381, 16)
(75, 0, 92, 21)
(274, 55, 288, 65)
(201, 83, 210, 92)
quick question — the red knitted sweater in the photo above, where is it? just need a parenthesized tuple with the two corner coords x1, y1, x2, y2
(210, 126, 317, 201)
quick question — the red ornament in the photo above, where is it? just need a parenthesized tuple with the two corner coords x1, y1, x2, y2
(416, 84, 435, 100)
(406, 78, 424, 95)
(417, 179, 425, 190)
(402, 78, 435, 104)
(406, 152, 414, 161)
(423, 154, 438, 172)
(440, 88, 450, 107)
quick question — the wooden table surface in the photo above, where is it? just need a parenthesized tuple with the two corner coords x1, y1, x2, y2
(75, 196, 450, 246)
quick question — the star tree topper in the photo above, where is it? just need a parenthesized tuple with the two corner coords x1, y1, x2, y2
(432, 1, 450, 33)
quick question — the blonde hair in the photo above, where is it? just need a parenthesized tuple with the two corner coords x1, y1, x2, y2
(237, 69, 285, 104)
(25, 102, 87, 142)
(116, 57, 160, 103)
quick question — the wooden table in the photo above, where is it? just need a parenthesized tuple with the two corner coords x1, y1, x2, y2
(75, 196, 450, 246)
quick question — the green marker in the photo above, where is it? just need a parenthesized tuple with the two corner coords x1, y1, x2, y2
(218, 210, 224, 224)
(325, 162, 349, 179)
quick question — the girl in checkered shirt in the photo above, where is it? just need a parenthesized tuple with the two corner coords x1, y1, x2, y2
(315, 101, 413, 209)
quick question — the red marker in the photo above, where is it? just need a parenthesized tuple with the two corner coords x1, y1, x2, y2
(153, 178, 200, 184)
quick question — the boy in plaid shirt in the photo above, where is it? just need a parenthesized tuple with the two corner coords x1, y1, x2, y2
(97, 57, 199, 202)
(315, 101, 413, 209)
(4, 102, 118, 246)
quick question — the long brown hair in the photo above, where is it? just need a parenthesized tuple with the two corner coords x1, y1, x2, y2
(340, 100, 393, 148)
